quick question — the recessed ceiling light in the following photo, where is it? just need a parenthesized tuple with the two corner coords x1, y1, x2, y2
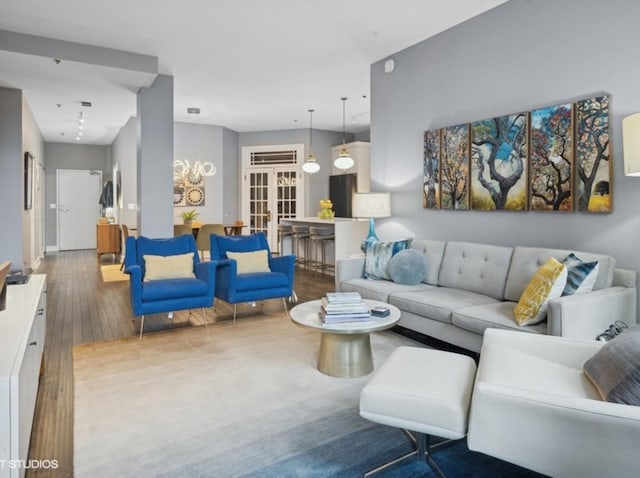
(187, 107, 200, 114)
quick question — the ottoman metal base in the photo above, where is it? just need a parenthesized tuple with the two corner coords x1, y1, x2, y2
(365, 430, 459, 478)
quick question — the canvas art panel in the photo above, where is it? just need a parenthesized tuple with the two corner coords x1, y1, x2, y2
(530, 103, 574, 211)
(423, 129, 441, 209)
(440, 124, 470, 210)
(575, 95, 611, 213)
(470, 113, 528, 211)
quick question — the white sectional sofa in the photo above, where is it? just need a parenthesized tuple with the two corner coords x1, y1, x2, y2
(336, 240, 637, 352)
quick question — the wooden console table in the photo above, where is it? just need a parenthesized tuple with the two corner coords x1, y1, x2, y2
(96, 224, 121, 260)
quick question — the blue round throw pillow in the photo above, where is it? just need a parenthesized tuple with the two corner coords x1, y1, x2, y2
(388, 249, 428, 285)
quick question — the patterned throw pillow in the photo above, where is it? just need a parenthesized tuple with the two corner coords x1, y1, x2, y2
(364, 239, 412, 280)
(513, 257, 567, 326)
(584, 326, 640, 405)
(562, 253, 599, 296)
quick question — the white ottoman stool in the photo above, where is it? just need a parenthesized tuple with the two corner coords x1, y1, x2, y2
(359, 346, 477, 478)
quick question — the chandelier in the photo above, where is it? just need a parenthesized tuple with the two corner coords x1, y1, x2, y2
(173, 159, 217, 181)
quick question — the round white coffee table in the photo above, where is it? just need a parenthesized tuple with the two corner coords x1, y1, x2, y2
(289, 299, 401, 378)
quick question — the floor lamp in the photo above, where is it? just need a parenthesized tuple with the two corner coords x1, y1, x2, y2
(352, 192, 391, 252)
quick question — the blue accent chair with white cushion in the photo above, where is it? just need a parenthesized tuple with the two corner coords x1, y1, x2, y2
(124, 234, 216, 337)
(209, 232, 295, 325)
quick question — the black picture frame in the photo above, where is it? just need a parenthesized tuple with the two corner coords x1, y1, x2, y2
(24, 152, 33, 210)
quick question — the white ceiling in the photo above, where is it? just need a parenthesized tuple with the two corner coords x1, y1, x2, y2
(0, 0, 508, 145)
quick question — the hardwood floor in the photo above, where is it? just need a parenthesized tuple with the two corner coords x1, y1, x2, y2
(27, 250, 335, 477)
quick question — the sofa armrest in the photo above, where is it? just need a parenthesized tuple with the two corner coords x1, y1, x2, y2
(547, 286, 637, 340)
(194, 260, 217, 293)
(269, 254, 295, 276)
(468, 381, 640, 478)
(125, 265, 143, 315)
(336, 257, 366, 290)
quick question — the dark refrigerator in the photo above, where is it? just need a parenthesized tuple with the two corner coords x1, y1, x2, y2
(329, 173, 357, 218)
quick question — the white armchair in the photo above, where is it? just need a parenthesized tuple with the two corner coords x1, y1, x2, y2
(467, 328, 640, 478)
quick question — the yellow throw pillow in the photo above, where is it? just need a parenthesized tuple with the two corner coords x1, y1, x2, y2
(514, 257, 567, 326)
(143, 253, 195, 281)
(226, 250, 270, 274)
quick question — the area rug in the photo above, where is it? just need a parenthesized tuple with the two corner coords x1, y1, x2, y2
(100, 264, 128, 282)
(73, 316, 543, 478)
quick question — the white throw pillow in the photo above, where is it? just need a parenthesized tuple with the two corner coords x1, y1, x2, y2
(143, 252, 195, 281)
(226, 250, 270, 274)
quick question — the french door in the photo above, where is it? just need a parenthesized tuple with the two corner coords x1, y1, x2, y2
(241, 144, 305, 252)
(243, 168, 300, 252)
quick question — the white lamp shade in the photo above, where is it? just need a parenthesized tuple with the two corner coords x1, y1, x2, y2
(352, 193, 391, 218)
(334, 149, 355, 170)
(302, 158, 320, 174)
(623, 113, 640, 177)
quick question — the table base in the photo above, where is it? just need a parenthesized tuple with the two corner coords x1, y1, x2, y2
(317, 332, 373, 378)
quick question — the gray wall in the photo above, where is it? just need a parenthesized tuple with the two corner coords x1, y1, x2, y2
(22, 96, 45, 269)
(111, 116, 137, 228)
(0, 88, 23, 269)
(44, 143, 110, 249)
(173, 122, 225, 225)
(239, 129, 351, 216)
(222, 126, 239, 222)
(371, 0, 640, 316)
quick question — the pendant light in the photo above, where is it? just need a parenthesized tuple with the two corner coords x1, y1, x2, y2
(302, 109, 320, 174)
(334, 97, 355, 171)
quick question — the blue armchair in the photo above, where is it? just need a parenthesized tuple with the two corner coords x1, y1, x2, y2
(124, 234, 216, 337)
(209, 232, 295, 325)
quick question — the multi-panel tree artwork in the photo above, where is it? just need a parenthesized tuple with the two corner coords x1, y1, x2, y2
(422, 94, 611, 213)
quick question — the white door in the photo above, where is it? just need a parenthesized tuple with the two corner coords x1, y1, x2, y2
(243, 168, 299, 251)
(57, 169, 102, 250)
(241, 145, 305, 252)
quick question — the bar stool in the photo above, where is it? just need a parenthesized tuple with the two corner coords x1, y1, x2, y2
(291, 225, 311, 269)
(309, 226, 335, 275)
(277, 223, 293, 256)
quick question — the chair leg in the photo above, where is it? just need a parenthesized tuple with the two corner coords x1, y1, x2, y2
(139, 315, 145, 339)
(202, 307, 207, 327)
(364, 430, 458, 478)
(282, 297, 289, 317)
(233, 304, 237, 327)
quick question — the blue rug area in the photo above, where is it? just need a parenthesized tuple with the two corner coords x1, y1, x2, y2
(241, 411, 547, 478)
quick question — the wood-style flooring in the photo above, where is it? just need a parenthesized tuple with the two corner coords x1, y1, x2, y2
(27, 250, 335, 477)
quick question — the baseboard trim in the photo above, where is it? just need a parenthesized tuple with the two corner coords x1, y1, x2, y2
(46, 245, 59, 253)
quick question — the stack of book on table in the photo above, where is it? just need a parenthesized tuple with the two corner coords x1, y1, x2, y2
(320, 292, 371, 325)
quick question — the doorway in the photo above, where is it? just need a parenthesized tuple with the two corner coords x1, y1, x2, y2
(57, 169, 102, 251)
(241, 145, 305, 251)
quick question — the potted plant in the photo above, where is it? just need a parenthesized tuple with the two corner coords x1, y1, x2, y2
(180, 209, 199, 225)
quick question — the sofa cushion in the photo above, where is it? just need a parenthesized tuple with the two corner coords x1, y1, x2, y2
(364, 239, 412, 280)
(388, 249, 428, 285)
(389, 288, 499, 324)
(583, 326, 640, 405)
(514, 257, 567, 326)
(504, 246, 615, 302)
(142, 278, 208, 301)
(143, 252, 195, 281)
(226, 249, 270, 274)
(340, 278, 434, 303)
(562, 253, 599, 296)
(409, 239, 446, 286)
(437, 242, 513, 300)
(452, 302, 547, 336)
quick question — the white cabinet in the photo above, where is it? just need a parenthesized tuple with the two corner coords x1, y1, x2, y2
(331, 141, 371, 193)
(0, 275, 46, 478)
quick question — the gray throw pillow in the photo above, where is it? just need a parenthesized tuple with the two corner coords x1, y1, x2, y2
(388, 249, 428, 285)
(583, 325, 640, 405)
